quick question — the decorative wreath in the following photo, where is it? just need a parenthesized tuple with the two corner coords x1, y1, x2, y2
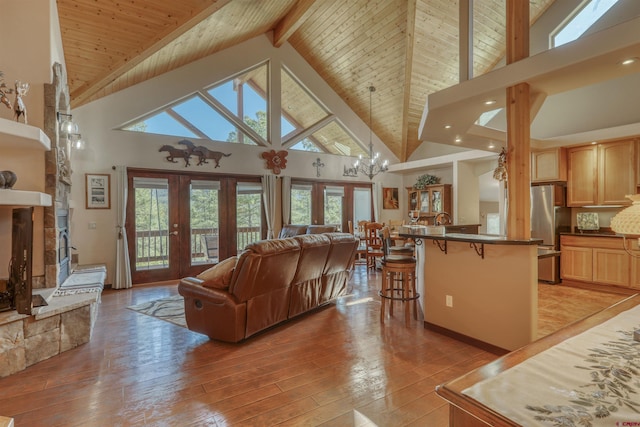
(261, 150, 288, 174)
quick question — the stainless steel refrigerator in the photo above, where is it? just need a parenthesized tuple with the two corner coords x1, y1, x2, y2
(531, 185, 571, 283)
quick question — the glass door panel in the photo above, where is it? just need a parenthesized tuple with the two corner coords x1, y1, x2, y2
(190, 180, 220, 265)
(324, 186, 344, 231)
(291, 183, 312, 225)
(129, 175, 180, 283)
(431, 189, 443, 213)
(236, 182, 263, 251)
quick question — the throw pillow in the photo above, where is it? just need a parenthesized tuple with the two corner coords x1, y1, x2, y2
(197, 256, 236, 289)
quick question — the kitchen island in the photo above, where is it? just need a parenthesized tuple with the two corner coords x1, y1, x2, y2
(400, 228, 541, 352)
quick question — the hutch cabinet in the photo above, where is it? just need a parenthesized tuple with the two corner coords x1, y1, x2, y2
(407, 184, 452, 219)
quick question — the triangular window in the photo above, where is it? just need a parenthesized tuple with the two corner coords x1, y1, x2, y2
(120, 61, 370, 159)
(122, 63, 268, 146)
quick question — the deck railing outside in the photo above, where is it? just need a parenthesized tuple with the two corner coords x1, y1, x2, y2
(135, 226, 261, 268)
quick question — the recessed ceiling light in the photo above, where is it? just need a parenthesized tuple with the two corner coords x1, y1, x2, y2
(484, 100, 496, 105)
(455, 137, 462, 143)
(622, 58, 637, 65)
(488, 143, 495, 149)
(591, 141, 598, 145)
(444, 124, 452, 129)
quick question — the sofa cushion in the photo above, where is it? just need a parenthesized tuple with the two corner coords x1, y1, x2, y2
(278, 224, 308, 238)
(306, 225, 337, 234)
(197, 256, 236, 289)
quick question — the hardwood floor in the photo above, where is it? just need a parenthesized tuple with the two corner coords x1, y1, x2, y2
(0, 266, 628, 426)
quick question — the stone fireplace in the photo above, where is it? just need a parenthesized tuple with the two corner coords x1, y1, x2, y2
(0, 63, 100, 378)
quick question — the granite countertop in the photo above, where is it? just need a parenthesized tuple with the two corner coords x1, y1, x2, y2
(399, 229, 542, 246)
(560, 230, 621, 238)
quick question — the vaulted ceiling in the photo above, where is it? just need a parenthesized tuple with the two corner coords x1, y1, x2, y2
(57, 0, 556, 162)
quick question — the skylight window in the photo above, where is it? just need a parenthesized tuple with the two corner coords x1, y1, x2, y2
(552, 0, 619, 48)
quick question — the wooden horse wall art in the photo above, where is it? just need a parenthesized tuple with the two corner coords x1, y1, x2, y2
(158, 140, 232, 168)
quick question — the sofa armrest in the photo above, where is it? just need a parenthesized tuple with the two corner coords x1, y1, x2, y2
(178, 277, 247, 342)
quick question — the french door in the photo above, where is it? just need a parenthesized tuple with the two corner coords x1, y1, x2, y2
(290, 180, 372, 232)
(126, 169, 264, 284)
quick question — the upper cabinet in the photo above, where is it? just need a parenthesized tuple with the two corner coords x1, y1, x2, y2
(567, 139, 636, 207)
(531, 147, 567, 183)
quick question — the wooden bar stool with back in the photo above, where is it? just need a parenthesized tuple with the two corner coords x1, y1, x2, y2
(379, 226, 419, 326)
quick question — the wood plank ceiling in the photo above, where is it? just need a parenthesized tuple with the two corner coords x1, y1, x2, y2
(57, 0, 555, 162)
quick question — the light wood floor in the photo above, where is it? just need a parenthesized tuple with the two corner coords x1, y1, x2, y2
(0, 266, 628, 426)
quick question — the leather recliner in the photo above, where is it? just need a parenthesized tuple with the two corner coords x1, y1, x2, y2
(178, 232, 357, 342)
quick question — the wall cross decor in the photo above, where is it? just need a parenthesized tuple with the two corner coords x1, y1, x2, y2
(313, 158, 325, 177)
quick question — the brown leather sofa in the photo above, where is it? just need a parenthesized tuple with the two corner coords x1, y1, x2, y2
(278, 224, 337, 238)
(178, 232, 358, 342)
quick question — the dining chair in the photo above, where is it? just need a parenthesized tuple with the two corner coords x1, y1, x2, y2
(364, 222, 384, 271)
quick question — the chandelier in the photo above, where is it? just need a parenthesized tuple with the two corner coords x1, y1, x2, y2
(354, 85, 388, 180)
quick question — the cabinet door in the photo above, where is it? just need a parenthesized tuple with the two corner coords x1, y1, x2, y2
(419, 191, 429, 214)
(408, 190, 419, 212)
(531, 148, 567, 183)
(567, 146, 597, 207)
(430, 188, 443, 213)
(592, 248, 629, 287)
(630, 252, 640, 289)
(598, 140, 635, 205)
(560, 246, 593, 282)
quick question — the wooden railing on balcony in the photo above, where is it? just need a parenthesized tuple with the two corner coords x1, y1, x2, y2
(135, 226, 262, 266)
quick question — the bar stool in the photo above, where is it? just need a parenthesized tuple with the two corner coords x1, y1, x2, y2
(378, 227, 419, 326)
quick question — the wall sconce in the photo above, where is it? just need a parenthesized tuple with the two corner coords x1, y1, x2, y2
(57, 112, 78, 135)
(69, 133, 86, 150)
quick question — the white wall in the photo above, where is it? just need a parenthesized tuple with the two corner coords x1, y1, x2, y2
(70, 34, 403, 282)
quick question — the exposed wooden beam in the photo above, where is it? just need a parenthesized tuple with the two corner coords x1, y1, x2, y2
(400, 0, 417, 162)
(459, 0, 473, 82)
(505, 0, 530, 240)
(71, 0, 231, 107)
(273, 0, 321, 48)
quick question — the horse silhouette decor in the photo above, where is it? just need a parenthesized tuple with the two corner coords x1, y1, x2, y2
(158, 140, 231, 168)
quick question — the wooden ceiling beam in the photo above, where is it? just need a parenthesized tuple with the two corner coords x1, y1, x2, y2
(400, 0, 417, 162)
(70, 0, 232, 107)
(273, 0, 322, 48)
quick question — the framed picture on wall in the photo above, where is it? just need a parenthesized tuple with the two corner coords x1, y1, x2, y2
(85, 173, 111, 209)
(382, 187, 399, 209)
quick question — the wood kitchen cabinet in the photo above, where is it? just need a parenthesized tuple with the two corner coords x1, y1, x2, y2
(560, 235, 631, 288)
(406, 184, 452, 219)
(531, 147, 567, 183)
(567, 139, 636, 207)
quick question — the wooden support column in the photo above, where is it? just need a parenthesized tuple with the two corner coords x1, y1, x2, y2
(505, 0, 530, 240)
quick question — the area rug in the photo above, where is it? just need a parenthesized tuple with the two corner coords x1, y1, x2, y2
(127, 295, 187, 328)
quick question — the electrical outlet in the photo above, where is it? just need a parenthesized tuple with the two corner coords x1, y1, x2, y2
(88, 222, 97, 229)
(446, 295, 453, 307)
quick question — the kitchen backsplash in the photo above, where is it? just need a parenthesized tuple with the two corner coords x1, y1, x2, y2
(570, 207, 622, 230)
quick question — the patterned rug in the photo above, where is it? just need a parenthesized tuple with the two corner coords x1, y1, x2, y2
(127, 295, 186, 328)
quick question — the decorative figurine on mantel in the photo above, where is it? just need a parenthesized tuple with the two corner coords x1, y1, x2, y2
(0, 170, 17, 189)
(13, 80, 29, 124)
(0, 71, 13, 110)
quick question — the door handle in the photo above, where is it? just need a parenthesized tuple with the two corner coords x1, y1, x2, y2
(170, 231, 178, 236)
